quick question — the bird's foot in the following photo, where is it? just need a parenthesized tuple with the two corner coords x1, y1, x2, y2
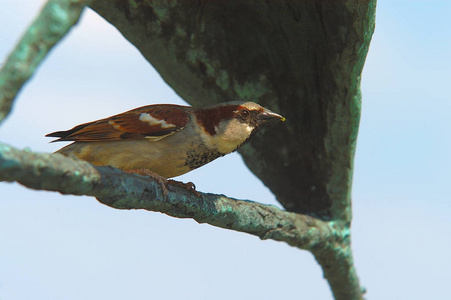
(125, 169, 200, 197)
(167, 180, 200, 197)
(125, 169, 169, 196)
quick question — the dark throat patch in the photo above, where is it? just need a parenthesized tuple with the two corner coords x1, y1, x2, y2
(184, 147, 225, 170)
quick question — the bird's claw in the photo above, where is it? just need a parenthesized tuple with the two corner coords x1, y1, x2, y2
(125, 169, 200, 197)
(125, 169, 169, 196)
(167, 180, 200, 197)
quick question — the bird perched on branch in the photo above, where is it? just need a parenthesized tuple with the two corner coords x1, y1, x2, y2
(47, 101, 284, 191)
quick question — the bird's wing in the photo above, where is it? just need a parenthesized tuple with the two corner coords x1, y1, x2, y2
(46, 104, 191, 142)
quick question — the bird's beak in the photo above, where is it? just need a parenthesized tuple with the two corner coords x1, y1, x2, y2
(256, 109, 285, 126)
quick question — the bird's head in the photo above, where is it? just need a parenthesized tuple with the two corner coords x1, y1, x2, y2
(194, 101, 285, 154)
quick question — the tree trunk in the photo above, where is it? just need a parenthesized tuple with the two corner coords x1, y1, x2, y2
(89, 0, 376, 221)
(0, 1, 377, 299)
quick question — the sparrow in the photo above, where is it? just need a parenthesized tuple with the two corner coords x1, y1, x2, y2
(46, 101, 285, 181)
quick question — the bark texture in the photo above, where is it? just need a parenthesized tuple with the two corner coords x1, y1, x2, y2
(0, 1, 377, 299)
(0, 143, 337, 251)
(0, 142, 360, 299)
(89, 0, 376, 221)
(0, 0, 90, 121)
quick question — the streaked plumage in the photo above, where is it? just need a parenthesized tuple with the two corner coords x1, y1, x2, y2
(47, 101, 284, 178)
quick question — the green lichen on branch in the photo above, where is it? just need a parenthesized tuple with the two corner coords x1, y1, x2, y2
(0, 142, 337, 251)
(0, 0, 91, 123)
(0, 142, 363, 299)
(89, 0, 377, 225)
(0, 1, 377, 299)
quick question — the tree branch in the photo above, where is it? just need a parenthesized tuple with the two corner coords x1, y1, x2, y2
(0, 1, 373, 298)
(89, 0, 377, 220)
(0, 142, 363, 298)
(0, 142, 336, 250)
(0, 0, 90, 123)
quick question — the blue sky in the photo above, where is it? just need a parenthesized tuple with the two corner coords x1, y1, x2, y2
(1, 1, 450, 299)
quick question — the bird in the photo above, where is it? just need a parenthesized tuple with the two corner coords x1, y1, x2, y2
(46, 101, 284, 191)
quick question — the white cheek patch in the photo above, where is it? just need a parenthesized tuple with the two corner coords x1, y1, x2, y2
(139, 113, 176, 129)
(198, 119, 256, 154)
(214, 121, 253, 135)
(245, 123, 254, 134)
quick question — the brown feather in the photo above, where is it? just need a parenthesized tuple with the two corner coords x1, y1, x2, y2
(194, 104, 240, 136)
(46, 104, 191, 142)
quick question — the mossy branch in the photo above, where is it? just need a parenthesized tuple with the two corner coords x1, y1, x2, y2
(0, 142, 334, 250)
(0, 142, 363, 299)
(0, 0, 91, 123)
(0, 0, 373, 299)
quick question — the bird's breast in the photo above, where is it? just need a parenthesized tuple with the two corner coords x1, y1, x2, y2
(183, 146, 224, 171)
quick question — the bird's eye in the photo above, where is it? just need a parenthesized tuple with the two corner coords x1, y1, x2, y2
(240, 109, 250, 119)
